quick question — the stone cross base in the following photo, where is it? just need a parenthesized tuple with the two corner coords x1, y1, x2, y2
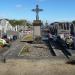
(33, 20, 42, 40)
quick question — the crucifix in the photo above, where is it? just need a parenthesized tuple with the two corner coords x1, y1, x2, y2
(32, 5, 43, 20)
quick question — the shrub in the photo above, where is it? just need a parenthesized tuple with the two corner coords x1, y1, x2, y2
(34, 36, 42, 44)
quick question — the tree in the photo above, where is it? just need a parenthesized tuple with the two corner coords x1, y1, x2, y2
(25, 21, 32, 29)
(72, 20, 75, 25)
(9, 19, 27, 26)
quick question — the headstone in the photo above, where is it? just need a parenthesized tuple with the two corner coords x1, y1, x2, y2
(32, 5, 43, 40)
(33, 20, 42, 38)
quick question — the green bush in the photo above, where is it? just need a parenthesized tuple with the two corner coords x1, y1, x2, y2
(0, 42, 3, 46)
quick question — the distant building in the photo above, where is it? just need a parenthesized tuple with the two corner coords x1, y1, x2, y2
(50, 22, 71, 39)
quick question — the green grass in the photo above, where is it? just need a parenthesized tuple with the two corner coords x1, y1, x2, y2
(22, 34, 33, 41)
(20, 46, 30, 55)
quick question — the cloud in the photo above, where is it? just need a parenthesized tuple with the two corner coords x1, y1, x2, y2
(36, 0, 47, 2)
(16, 4, 22, 8)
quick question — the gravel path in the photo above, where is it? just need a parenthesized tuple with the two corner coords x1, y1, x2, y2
(0, 59, 75, 75)
(2, 39, 26, 59)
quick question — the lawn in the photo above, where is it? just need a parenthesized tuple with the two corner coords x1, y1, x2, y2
(22, 34, 33, 42)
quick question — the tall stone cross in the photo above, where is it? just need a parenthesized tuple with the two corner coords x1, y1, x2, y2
(32, 5, 43, 20)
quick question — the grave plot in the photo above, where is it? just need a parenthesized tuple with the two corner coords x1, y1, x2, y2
(19, 43, 52, 58)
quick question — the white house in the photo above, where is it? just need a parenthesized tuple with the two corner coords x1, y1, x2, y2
(0, 19, 13, 38)
(0, 19, 12, 33)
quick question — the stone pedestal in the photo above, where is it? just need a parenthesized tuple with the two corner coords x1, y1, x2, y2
(33, 20, 42, 40)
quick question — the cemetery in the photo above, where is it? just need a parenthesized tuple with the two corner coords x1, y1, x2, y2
(0, 2, 75, 75)
(14, 5, 75, 60)
(0, 4, 75, 60)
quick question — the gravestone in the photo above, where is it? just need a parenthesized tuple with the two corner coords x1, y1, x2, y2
(32, 5, 43, 40)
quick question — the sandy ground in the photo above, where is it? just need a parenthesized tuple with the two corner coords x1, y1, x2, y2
(0, 59, 75, 75)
